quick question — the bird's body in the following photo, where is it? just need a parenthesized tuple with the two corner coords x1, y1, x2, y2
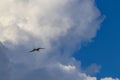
(30, 48, 45, 52)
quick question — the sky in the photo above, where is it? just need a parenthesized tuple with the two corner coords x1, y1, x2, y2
(0, 0, 119, 80)
(75, 0, 120, 79)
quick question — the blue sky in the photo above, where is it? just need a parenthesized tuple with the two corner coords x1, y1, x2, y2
(75, 0, 120, 78)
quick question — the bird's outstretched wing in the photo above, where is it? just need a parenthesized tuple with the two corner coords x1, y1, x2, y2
(30, 49, 36, 52)
(38, 48, 45, 49)
(29, 48, 45, 52)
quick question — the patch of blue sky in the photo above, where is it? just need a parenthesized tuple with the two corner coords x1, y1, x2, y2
(74, 0, 120, 79)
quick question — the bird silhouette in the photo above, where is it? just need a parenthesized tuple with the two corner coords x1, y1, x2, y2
(30, 48, 45, 52)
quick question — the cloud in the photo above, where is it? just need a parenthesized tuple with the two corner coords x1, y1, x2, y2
(83, 63, 101, 76)
(0, 0, 101, 48)
(101, 77, 119, 80)
(0, 42, 10, 80)
(0, 0, 118, 80)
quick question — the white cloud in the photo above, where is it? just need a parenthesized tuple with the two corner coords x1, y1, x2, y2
(101, 77, 119, 80)
(0, 0, 118, 80)
(59, 63, 76, 72)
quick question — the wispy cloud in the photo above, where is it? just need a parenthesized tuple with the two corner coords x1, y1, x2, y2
(0, 0, 118, 80)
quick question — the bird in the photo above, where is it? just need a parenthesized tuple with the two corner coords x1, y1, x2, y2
(30, 48, 45, 52)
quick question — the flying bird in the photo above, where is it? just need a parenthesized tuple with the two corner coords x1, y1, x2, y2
(30, 48, 45, 52)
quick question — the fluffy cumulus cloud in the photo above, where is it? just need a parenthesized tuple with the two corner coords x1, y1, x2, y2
(0, 0, 119, 80)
